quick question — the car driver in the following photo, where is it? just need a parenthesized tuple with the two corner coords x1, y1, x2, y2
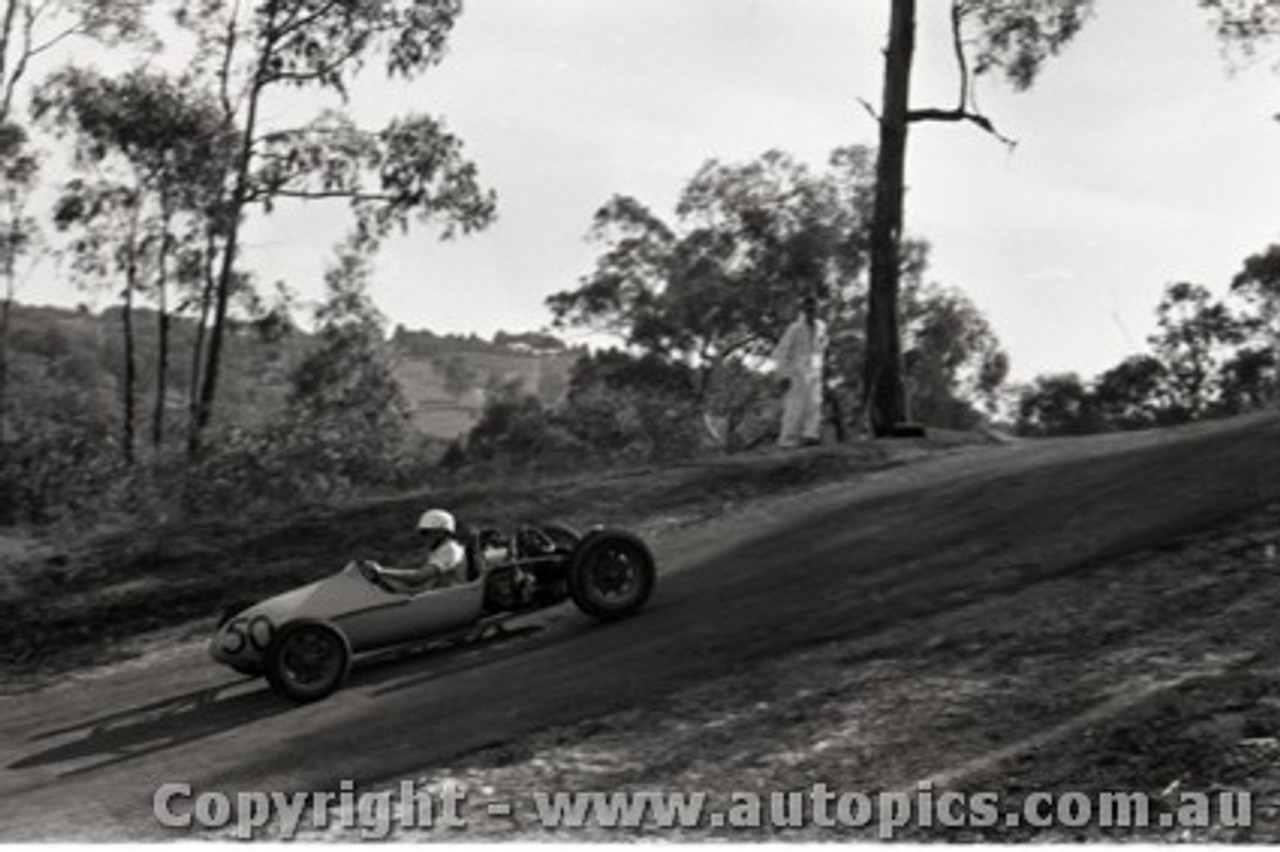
(375, 509, 468, 593)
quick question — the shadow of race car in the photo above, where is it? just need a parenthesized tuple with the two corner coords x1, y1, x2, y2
(210, 524, 655, 702)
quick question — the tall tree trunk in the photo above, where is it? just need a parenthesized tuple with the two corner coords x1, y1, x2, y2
(190, 4, 277, 455)
(0, 0, 20, 123)
(864, 0, 915, 437)
(187, 228, 216, 454)
(0, 0, 25, 445)
(0, 253, 11, 444)
(192, 129, 253, 453)
(152, 223, 172, 449)
(122, 251, 138, 465)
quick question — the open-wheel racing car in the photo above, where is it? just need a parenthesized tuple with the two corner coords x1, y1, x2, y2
(210, 524, 655, 702)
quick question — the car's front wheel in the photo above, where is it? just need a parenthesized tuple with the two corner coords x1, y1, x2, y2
(265, 620, 352, 703)
(569, 531, 656, 621)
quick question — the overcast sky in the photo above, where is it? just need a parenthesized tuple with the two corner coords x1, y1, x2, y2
(24, 0, 1280, 382)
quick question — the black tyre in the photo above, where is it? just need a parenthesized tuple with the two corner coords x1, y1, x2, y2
(265, 620, 352, 703)
(568, 531, 655, 621)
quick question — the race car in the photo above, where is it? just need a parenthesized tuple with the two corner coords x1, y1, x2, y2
(210, 524, 655, 702)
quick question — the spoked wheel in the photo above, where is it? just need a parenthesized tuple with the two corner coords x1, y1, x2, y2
(265, 620, 352, 703)
(569, 531, 655, 621)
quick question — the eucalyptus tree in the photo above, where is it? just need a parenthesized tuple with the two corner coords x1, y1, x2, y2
(863, 0, 1280, 437)
(551, 146, 1008, 439)
(50, 181, 146, 461)
(549, 148, 874, 424)
(1148, 282, 1244, 420)
(0, 0, 150, 441)
(1229, 244, 1280, 403)
(175, 0, 497, 453)
(35, 67, 230, 458)
(863, 0, 1093, 436)
(282, 246, 410, 488)
(0, 0, 148, 122)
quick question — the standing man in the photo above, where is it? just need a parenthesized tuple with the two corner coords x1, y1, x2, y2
(771, 294, 829, 448)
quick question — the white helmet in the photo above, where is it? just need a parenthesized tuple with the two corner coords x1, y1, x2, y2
(417, 508, 456, 534)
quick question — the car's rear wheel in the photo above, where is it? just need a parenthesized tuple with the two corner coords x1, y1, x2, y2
(569, 531, 655, 621)
(265, 621, 352, 703)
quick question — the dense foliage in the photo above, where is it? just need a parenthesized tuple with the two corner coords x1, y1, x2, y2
(538, 147, 1009, 455)
(1016, 258, 1280, 436)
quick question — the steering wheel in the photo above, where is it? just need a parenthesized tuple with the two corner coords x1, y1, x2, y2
(355, 559, 389, 589)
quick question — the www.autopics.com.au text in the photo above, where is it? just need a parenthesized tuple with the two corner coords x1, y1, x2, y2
(152, 780, 1252, 839)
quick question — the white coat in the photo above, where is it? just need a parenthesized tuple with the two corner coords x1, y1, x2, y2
(772, 317, 828, 446)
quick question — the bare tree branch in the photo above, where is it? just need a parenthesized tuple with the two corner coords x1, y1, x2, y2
(951, 0, 971, 112)
(249, 188, 402, 204)
(905, 107, 1017, 148)
(0, 1, 19, 117)
(907, 0, 1017, 150)
(26, 21, 87, 60)
(27, 0, 52, 26)
(217, 0, 242, 120)
(716, 332, 761, 362)
(2, 0, 35, 118)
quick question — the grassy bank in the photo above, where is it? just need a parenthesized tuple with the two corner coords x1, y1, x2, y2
(0, 432, 994, 675)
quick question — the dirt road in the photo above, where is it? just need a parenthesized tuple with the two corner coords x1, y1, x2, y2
(2, 413, 1277, 840)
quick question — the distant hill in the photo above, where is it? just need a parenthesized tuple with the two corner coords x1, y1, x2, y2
(3, 301, 583, 442)
(390, 327, 582, 439)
